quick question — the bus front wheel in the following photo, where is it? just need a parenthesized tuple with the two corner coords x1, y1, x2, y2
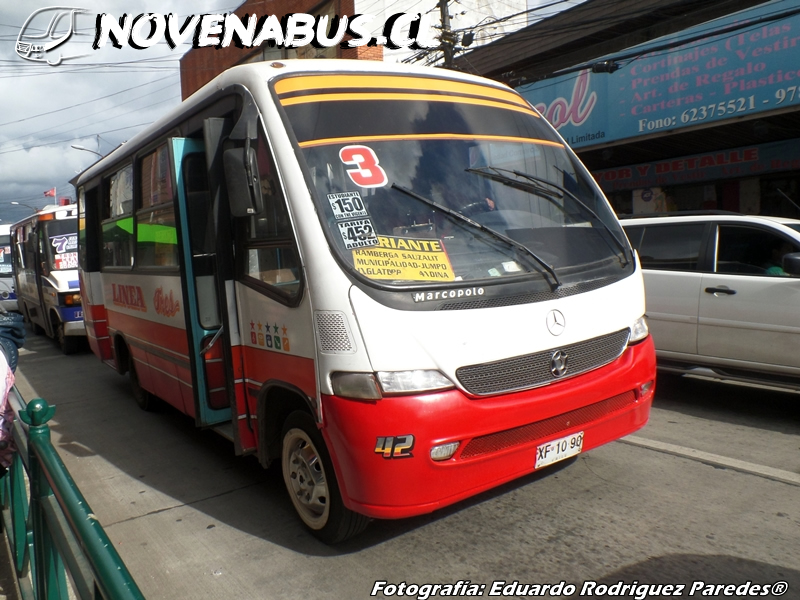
(56, 323, 79, 355)
(280, 411, 369, 544)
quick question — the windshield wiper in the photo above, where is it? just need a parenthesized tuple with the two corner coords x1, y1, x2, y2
(466, 166, 631, 266)
(391, 183, 561, 290)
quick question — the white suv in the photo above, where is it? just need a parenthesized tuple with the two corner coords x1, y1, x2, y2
(620, 213, 800, 391)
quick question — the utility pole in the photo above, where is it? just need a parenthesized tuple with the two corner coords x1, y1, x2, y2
(439, 0, 455, 68)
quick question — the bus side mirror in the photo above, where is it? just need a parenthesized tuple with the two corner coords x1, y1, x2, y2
(223, 146, 264, 217)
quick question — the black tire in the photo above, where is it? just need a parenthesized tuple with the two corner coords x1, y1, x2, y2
(129, 357, 158, 411)
(22, 304, 43, 335)
(56, 322, 79, 355)
(281, 411, 369, 544)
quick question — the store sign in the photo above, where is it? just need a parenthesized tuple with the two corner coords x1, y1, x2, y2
(592, 138, 800, 191)
(518, 0, 800, 147)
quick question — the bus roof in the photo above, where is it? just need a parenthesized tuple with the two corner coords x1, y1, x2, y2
(71, 59, 517, 189)
(9, 204, 78, 229)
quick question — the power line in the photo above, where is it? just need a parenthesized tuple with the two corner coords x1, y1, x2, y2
(0, 89, 181, 157)
(483, 0, 800, 90)
(405, 0, 587, 66)
(0, 82, 179, 150)
(550, 2, 800, 80)
(0, 74, 174, 128)
(0, 122, 153, 158)
(461, 0, 788, 61)
(0, 59, 181, 79)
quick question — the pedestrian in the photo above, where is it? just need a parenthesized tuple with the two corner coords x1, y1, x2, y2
(0, 311, 25, 476)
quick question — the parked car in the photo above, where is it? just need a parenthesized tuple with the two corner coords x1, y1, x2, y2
(620, 212, 800, 390)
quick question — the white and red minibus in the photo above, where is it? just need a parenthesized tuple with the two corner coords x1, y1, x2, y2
(73, 59, 655, 543)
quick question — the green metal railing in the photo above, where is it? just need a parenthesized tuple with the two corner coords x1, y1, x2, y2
(0, 386, 145, 600)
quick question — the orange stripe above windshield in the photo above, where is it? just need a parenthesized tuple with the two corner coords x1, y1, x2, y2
(280, 92, 538, 117)
(274, 74, 532, 109)
(298, 133, 564, 149)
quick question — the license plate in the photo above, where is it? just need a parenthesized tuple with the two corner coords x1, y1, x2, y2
(535, 431, 584, 469)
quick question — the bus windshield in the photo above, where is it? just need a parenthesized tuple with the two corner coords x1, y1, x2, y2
(43, 219, 78, 271)
(276, 73, 633, 290)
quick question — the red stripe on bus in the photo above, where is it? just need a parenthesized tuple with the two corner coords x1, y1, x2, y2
(241, 345, 316, 400)
(83, 302, 112, 360)
(105, 309, 189, 357)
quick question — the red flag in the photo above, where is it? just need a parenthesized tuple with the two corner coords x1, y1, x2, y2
(43, 188, 56, 197)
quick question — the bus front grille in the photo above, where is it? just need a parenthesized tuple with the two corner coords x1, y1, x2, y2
(459, 390, 637, 459)
(456, 328, 630, 396)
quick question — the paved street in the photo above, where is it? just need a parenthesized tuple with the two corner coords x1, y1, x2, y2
(9, 333, 800, 600)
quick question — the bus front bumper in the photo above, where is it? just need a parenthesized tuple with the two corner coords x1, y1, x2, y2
(63, 320, 86, 336)
(320, 336, 656, 520)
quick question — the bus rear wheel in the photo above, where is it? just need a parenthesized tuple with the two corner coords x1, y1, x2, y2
(22, 304, 43, 335)
(280, 411, 369, 544)
(128, 358, 157, 412)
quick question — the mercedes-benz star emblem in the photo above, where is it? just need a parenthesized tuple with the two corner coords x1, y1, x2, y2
(546, 309, 566, 336)
(550, 350, 569, 378)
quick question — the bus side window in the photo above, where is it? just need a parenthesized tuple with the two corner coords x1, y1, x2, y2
(12, 227, 24, 270)
(24, 225, 37, 272)
(136, 145, 179, 268)
(183, 152, 214, 257)
(38, 228, 49, 275)
(78, 186, 102, 273)
(247, 248, 300, 290)
(110, 165, 134, 218)
(240, 132, 301, 304)
(102, 164, 134, 269)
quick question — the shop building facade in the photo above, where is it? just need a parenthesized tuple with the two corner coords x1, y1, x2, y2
(511, 0, 800, 218)
(177, 0, 800, 218)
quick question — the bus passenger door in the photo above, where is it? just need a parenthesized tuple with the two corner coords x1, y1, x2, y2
(171, 138, 243, 438)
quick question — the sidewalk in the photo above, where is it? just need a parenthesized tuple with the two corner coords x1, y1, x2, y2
(0, 533, 19, 600)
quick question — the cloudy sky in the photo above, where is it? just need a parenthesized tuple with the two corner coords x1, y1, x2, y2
(0, 0, 561, 225)
(0, 1, 241, 224)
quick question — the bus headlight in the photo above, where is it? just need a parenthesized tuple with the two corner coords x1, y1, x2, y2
(331, 372, 382, 400)
(629, 316, 649, 343)
(62, 293, 82, 306)
(331, 370, 454, 400)
(376, 370, 454, 395)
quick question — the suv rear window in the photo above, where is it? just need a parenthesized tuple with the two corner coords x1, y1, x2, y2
(624, 223, 705, 271)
